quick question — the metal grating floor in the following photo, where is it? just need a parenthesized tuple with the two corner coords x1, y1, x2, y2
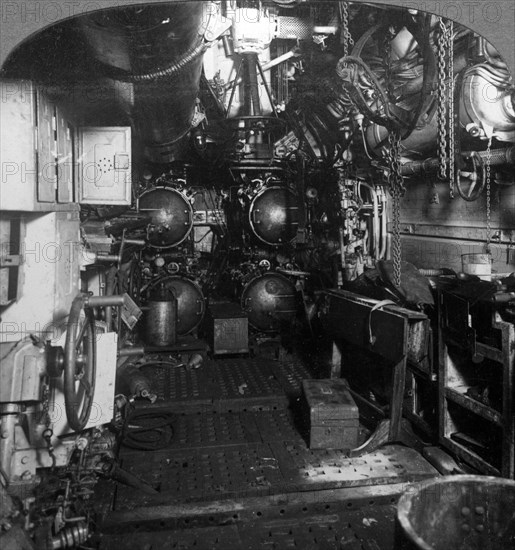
(114, 402, 436, 509)
(140, 357, 312, 408)
(97, 355, 439, 549)
(99, 502, 398, 549)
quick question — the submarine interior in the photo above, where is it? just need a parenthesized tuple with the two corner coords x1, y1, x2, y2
(0, 1, 514, 548)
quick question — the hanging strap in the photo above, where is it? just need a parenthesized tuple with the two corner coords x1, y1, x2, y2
(368, 299, 397, 345)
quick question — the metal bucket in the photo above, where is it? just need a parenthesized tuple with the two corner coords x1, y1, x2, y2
(461, 253, 492, 280)
(396, 475, 515, 550)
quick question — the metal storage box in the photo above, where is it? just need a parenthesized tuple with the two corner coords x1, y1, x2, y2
(207, 303, 248, 355)
(302, 379, 359, 450)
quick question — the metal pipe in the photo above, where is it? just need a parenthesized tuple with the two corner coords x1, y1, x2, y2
(118, 346, 145, 357)
(86, 295, 125, 308)
(261, 49, 297, 72)
(401, 146, 515, 176)
(358, 182, 379, 260)
(379, 188, 388, 260)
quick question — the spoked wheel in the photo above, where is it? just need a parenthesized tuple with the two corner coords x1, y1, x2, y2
(456, 152, 486, 201)
(64, 295, 96, 432)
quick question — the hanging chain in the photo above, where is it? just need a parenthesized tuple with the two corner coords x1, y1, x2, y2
(381, 25, 404, 288)
(382, 25, 395, 101)
(436, 17, 449, 182)
(39, 383, 57, 470)
(447, 21, 456, 198)
(387, 131, 405, 288)
(485, 137, 492, 253)
(339, 2, 354, 58)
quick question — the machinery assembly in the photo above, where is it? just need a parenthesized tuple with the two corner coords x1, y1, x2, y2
(0, 1, 514, 548)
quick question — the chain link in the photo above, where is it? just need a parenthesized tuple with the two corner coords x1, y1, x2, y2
(436, 17, 449, 182)
(447, 21, 455, 198)
(39, 382, 56, 470)
(340, 2, 354, 58)
(387, 131, 405, 288)
(485, 137, 492, 252)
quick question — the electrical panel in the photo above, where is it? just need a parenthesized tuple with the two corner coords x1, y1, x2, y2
(77, 127, 132, 205)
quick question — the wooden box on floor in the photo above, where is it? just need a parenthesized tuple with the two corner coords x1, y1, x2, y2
(302, 379, 359, 450)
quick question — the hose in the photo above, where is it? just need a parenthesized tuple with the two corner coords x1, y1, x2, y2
(122, 409, 174, 451)
(401, 146, 515, 176)
(95, 39, 207, 82)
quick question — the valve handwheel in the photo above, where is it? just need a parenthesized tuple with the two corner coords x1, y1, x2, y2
(64, 295, 96, 432)
(456, 151, 486, 202)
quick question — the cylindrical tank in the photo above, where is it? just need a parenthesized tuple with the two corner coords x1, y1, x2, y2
(138, 187, 193, 248)
(79, 4, 205, 163)
(241, 272, 297, 332)
(249, 186, 304, 245)
(156, 276, 205, 335)
(145, 283, 177, 346)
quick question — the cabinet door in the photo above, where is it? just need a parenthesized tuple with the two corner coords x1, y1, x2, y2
(77, 127, 131, 205)
(56, 110, 73, 203)
(36, 89, 57, 202)
(0, 80, 37, 210)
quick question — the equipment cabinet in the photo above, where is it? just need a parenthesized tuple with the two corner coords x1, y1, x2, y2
(0, 79, 75, 211)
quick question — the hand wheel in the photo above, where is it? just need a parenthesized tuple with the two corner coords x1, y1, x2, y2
(456, 152, 486, 202)
(64, 295, 96, 432)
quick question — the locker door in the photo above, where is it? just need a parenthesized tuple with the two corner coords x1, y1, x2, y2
(36, 89, 57, 202)
(56, 110, 73, 203)
(77, 127, 131, 205)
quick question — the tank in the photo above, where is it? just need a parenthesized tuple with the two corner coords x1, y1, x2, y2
(248, 186, 304, 245)
(157, 276, 205, 335)
(138, 187, 193, 248)
(145, 283, 177, 346)
(79, 3, 205, 163)
(241, 272, 297, 332)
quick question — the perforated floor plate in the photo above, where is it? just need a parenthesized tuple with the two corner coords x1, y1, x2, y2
(271, 358, 313, 398)
(140, 364, 211, 402)
(140, 357, 296, 411)
(102, 355, 439, 549)
(117, 443, 283, 507)
(252, 409, 305, 442)
(168, 411, 262, 449)
(210, 358, 283, 398)
(115, 442, 436, 510)
(99, 503, 397, 550)
(100, 524, 242, 550)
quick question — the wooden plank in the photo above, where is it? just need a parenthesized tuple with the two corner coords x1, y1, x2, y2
(475, 342, 503, 364)
(444, 388, 502, 425)
(498, 317, 515, 479)
(441, 438, 500, 477)
(389, 358, 407, 440)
